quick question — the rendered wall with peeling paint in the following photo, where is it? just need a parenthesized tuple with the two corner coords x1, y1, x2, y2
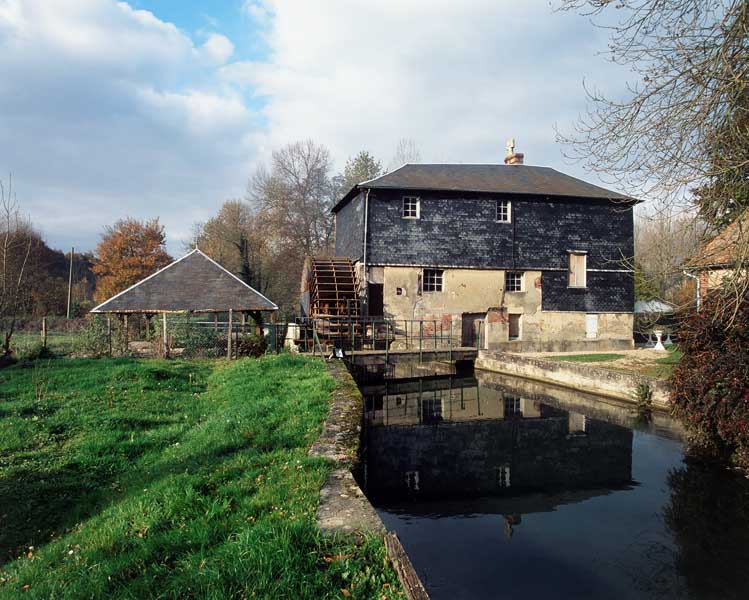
(379, 266, 633, 351)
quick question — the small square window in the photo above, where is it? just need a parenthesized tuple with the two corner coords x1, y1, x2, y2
(423, 269, 443, 292)
(505, 271, 523, 292)
(402, 196, 420, 219)
(496, 199, 511, 222)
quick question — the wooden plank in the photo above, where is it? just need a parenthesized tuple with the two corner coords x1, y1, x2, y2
(384, 532, 430, 600)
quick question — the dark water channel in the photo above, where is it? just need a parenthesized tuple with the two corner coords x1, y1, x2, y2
(353, 362, 749, 600)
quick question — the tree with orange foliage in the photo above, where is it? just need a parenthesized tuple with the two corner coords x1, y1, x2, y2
(93, 218, 172, 303)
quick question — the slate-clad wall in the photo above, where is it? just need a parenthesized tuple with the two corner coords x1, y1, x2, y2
(335, 192, 365, 260)
(542, 271, 634, 312)
(333, 188, 635, 313)
(358, 189, 633, 270)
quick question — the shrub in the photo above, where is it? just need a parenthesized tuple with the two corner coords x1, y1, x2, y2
(18, 342, 55, 362)
(72, 315, 112, 357)
(670, 291, 749, 472)
(236, 334, 267, 358)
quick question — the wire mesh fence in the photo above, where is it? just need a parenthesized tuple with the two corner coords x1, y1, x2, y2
(5, 314, 480, 360)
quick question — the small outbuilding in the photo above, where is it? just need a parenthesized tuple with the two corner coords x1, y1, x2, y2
(91, 248, 278, 355)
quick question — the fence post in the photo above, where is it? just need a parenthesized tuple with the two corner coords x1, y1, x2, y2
(227, 309, 233, 359)
(384, 320, 389, 363)
(419, 320, 423, 363)
(41, 317, 47, 348)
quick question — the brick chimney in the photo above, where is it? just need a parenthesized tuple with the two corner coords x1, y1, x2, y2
(504, 138, 524, 165)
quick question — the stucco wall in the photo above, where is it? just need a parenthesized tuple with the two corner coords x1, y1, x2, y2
(380, 265, 633, 350)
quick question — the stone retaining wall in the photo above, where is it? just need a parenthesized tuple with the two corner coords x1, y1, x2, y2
(309, 360, 385, 535)
(476, 350, 670, 409)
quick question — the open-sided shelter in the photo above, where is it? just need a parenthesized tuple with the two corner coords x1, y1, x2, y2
(91, 249, 278, 348)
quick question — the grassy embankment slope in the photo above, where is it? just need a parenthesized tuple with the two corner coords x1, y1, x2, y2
(0, 355, 400, 599)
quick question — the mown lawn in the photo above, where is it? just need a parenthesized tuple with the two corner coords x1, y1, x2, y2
(643, 347, 683, 378)
(0, 355, 400, 599)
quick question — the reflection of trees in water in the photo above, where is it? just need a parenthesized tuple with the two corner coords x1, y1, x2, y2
(664, 463, 749, 600)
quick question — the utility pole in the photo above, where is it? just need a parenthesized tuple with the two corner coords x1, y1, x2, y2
(66, 246, 74, 319)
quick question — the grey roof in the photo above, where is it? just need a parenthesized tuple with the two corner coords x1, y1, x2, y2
(634, 299, 675, 314)
(91, 249, 278, 313)
(332, 163, 637, 212)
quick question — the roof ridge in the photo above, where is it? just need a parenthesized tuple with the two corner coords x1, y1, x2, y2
(90, 248, 198, 313)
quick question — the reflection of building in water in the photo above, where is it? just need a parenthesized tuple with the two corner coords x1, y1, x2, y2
(363, 375, 632, 500)
(362, 375, 541, 426)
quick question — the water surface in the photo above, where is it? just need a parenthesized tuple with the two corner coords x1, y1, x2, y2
(358, 366, 749, 600)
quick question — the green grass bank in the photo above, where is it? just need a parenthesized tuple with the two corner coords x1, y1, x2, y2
(0, 355, 400, 599)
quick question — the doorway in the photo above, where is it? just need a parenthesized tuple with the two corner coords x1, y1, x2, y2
(461, 313, 485, 347)
(508, 314, 521, 341)
(368, 283, 384, 317)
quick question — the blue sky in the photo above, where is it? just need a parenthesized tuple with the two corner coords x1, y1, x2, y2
(0, 0, 630, 254)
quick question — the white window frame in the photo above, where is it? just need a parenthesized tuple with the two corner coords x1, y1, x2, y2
(402, 195, 420, 219)
(496, 199, 511, 223)
(423, 268, 444, 292)
(568, 251, 587, 288)
(504, 395, 521, 417)
(505, 271, 524, 293)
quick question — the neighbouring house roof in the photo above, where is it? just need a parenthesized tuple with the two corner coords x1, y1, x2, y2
(332, 163, 638, 213)
(91, 248, 278, 314)
(634, 299, 675, 314)
(689, 213, 748, 269)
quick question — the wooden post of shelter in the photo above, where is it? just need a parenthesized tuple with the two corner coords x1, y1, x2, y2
(214, 313, 218, 332)
(250, 310, 262, 337)
(162, 313, 169, 358)
(241, 312, 246, 334)
(41, 317, 47, 348)
(123, 314, 129, 355)
(227, 309, 233, 359)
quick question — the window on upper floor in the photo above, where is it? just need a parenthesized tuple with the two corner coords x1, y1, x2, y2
(568, 252, 587, 288)
(505, 271, 524, 292)
(496, 199, 511, 223)
(402, 196, 420, 219)
(423, 268, 444, 292)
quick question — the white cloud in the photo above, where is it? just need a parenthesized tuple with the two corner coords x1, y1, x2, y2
(0, 0, 256, 253)
(241, 1, 272, 24)
(240, 0, 627, 175)
(199, 32, 234, 65)
(0, 0, 631, 256)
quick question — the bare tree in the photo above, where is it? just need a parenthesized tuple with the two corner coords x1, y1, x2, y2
(388, 138, 421, 171)
(248, 139, 335, 256)
(557, 0, 749, 313)
(635, 203, 707, 302)
(0, 175, 35, 356)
